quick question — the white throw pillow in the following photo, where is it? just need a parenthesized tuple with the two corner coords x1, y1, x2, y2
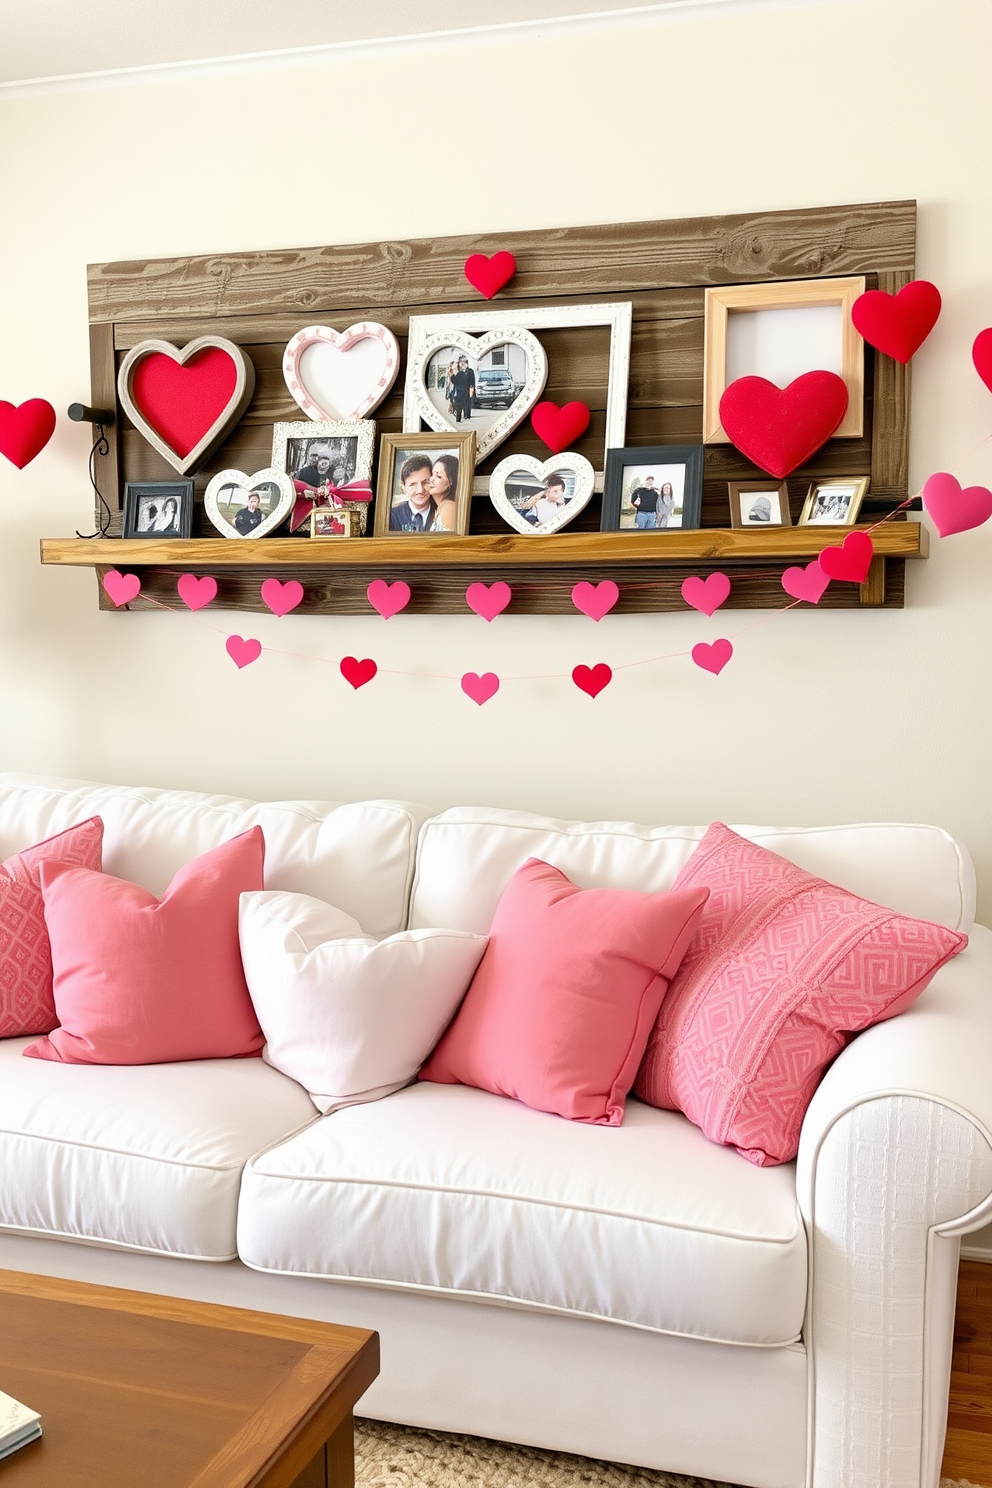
(239, 891, 488, 1113)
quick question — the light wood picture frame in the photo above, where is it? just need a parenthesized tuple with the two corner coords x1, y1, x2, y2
(373, 431, 476, 537)
(703, 277, 865, 443)
(798, 476, 870, 526)
(728, 480, 792, 529)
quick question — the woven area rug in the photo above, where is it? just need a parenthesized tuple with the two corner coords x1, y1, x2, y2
(354, 1420, 981, 1488)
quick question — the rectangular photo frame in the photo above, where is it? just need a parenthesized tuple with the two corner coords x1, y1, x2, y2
(728, 479, 792, 529)
(271, 419, 375, 534)
(311, 508, 360, 538)
(122, 481, 194, 539)
(600, 446, 704, 532)
(373, 431, 476, 537)
(798, 476, 870, 526)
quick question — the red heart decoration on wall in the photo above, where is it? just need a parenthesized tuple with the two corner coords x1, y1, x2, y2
(572, 663, 612, 698)
(340, 656, 378, 690)
(851, 280, 941, 363)
(719, 372, 849, 478)
(132, 347, 238, 459)
(817, 531, 874, 584)
(464, 252, 516, 299)
(972, 329, 992, 394)
(0, 399, 56, 469)
(532, 401, 591, 454)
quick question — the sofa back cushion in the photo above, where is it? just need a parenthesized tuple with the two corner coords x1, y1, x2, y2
(0, 775, 427, 939)
(409, 808, 975, 935)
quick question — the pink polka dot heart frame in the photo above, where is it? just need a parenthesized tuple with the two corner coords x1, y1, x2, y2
(282, 322, 400, 423)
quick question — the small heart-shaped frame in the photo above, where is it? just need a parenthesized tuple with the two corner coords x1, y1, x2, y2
(117, 336, 255, 477)
(488, 452, 596, 536)
(282, 322, 400, 423)
(204, 468, 296, 540)
(407, 326, 547, 463)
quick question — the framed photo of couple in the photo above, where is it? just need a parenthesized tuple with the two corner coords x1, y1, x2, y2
(373, 432, 476, 536)
(600, 446, 704, 532)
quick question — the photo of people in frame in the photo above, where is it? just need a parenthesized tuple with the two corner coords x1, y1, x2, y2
(388, 447, 461, 532)
(214, 480, 284, 536)
(619, 464, 687, 530)
(122, 481, 193, 540)
(283, 436, 359, 502)
(502, 467, 580, 531)
(799, 478, 868, 526)
(424, 344, 526, 437)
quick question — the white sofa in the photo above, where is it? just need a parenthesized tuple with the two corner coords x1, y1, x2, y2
(0, 773, 991, 1488)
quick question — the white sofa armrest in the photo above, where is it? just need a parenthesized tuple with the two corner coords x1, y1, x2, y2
(796, 923, 992, 1488)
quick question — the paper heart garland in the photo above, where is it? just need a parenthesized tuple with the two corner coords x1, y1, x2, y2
(261, 578, 304, 616)
(117, 336, 255, 476)
(464, 252, 517, 299)
(818, 531, 874, 584)
(921, 472, 992, 537)
(972, 329, 992, 394)
(282, 322, 399, 422)
(461, 672, 500, 705)
(681, 573, 730, 616)
(408, 325, 547, 462)
(719, 372, 849, 478)
(781, 561, 830, 605)
(367, 579, 411, 618)
(571, 581, 619, 620)
(0, 399, 56, 468)
(226, 635, 262, 669)
(466, 582, 512, 621)
(204, 468, 295, 540)
(851, 280, 941, 363)
(102, 570, 141, 608)
(340, 656, 378, 689)
(572, 663, 612, 698)
(177, 574, 217, 611)
(488, 452, 596, 536)
(532, 401, 591, 454)
(691, 639, 733, 675)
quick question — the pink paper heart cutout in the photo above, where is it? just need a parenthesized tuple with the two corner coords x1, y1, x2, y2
(571, 580, 619, 620)
(261, 577, 304, 616)
(463, 251, 517, 299)
(177, 573, 217, 611)
(102, 570, 141, 608)
(691, 639, 733, 675)
(572, 663, 612, 698)
(466, 581, 512, 621)
(781, 561, 831, 604)
(681, 573, 730, 616)
(922, 471, 992, 537)
(340, 656, 378, 689)
(0, 398, 56, 469)
(226, 635, 262, 669)
(817, 531, 874, 584)
(461, 671, 500, 705)
(367, 579, 411, 618)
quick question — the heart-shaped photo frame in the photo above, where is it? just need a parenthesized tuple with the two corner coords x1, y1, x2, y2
(282, 322, 400, 423)
(204, 467, 296, 540)
(489, 452, 595, 535)
(117, 336, 255, 477)
(406, 327, 548, 463)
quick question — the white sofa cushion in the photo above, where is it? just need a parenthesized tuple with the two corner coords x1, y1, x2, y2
(0, 774, 427, 939)
(0, 1037, 317, 1258)
(237, 1082, 807, 1346)
(409, 808, 975, 934)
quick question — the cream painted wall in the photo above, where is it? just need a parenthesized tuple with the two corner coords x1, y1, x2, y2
(1, 0, 991, 912)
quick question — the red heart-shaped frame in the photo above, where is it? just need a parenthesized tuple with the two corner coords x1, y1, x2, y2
(719, 372, 849, 478)
(117, 336, 255, 476)
(851, 280, 941, 364)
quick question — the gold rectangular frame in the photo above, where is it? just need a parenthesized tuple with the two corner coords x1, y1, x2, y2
(727, 480, 792, 529)
(373, 431, 476, 537)
(703, 277, 865, 443)
(798, 475, 870, 526)
(310, 508, 360, 538)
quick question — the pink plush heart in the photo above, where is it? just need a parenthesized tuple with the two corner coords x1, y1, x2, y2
(922, 471, 992, 537)
(531, 401, 591, 454)
(681, 573, 730, 616)
(340, 656, 378, 690)
(464, 252, 517, 299)
(781, 560, 831, 604)
(461, 671, 500, 705)
(177, 574, 217, 611)
(466, 581, 512, 621)
(719, 372, 849, 478)
(367, 579, 411, 618)
(102, 570, 141, 608)
(691, 639, 733, 675)
(261, 578, 304, 616)
(226, 635, 262, 669)
(572, 663, 612, 698)
(818, 531, 874, 584)
(571, 581, 619, 621)
(0, 399, 56, 469)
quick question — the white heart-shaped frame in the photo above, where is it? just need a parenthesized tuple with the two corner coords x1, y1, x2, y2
(489, 452, 596, 535)
(117, 336, 256, 477)
(406, 327, 548, 463)
(283, 322, 400, 422)
(204, 467, 296, 540)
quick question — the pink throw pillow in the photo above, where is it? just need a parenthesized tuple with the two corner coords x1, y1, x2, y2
(419, 857, 709, 1125)
(0, 817, 104, 1038)
(634, 823, 968, 1165)
(24, 828, 265, 1065)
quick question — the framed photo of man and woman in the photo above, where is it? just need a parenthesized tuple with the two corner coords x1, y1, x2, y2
(122, 481, 194, 539)
(373, 432, 476, 537)
(271, 419, 375, 534)
(600, 446, 704, 532)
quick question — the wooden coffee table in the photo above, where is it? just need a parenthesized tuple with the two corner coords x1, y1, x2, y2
(0, 1269, 379, 1487)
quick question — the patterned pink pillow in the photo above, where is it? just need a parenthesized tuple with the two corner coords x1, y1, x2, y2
(634, 823, 967, 1165)
(0, 818, 104, 1038)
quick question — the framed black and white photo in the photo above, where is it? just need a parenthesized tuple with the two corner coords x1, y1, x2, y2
(728, 480, 792, 528)
(798, 476, 869, 526)
(121, 481, 193, 539)
(271, 419, 375, 533)
(600, 446, 704, 532)
(373, 431, 475, 537)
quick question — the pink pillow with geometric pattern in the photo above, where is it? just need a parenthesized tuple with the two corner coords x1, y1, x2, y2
(634, 823, 967, 1165)
(0, 817, 104, 1038)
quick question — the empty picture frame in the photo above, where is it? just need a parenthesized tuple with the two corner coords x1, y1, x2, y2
(703, 277, 865, 443)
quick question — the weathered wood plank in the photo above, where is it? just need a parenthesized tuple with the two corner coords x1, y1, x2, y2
(870, 269, 912, 494)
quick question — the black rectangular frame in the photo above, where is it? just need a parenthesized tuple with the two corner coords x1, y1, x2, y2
(122, 481, 194, 539)
(600, 445, 704, 533)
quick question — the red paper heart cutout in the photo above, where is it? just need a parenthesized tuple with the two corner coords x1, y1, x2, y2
(461, 671, 500, 705)
(817, 531, 874, 584)
(681, 573, 730, 616)
(719, 372, 849, 478)
(260, 578, 304, 616)
(340, 656, 378, 690)
(464, 252, 516, 299)
(0, 399, 56, 469)
(851, 280, 941, 364)
(226, 635, 262, 669)
(572, 663, 612, 698)
(131, 346, 240, 459)
(781, 561, 830, 605)
(102, 570, 141, 608)
(532, 401, 591, 454)
(973, 329, 992, 394)
(177, 574, 217, 611)
(922, 472, 992, 537)
(691, 639, 733, 675)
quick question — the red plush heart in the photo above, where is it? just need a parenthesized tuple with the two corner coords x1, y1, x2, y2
(464, 252, 516, 299)
(973, 329, 992, 394)
(0, 399, 56, 469)
(817, 531, 874, 584)
(572, 663, 612, 698)
(131, 347, 239, 460)
(340, 656, 377, 690)
(851, 280, 941, 364)
(719, 372, 849, 478)
(532, 401, 591, 454)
